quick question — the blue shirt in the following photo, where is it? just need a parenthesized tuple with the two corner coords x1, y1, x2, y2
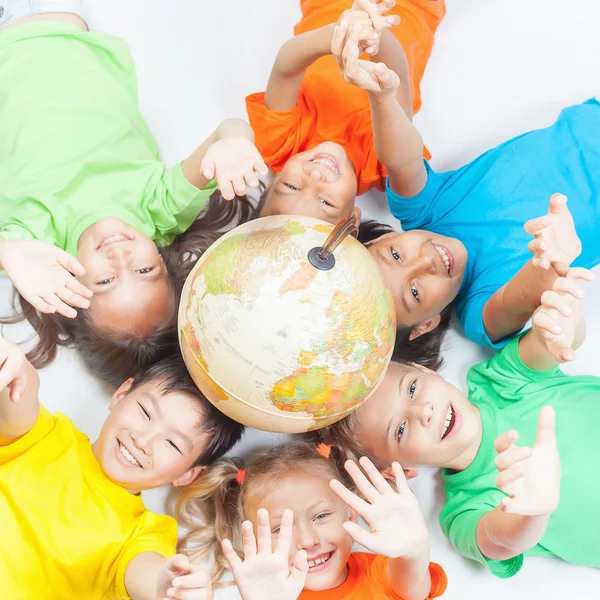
(386, 98, 600, 347)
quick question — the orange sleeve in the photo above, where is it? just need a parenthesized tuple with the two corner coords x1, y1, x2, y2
(426, 562, 448, 598)
(245, 92, 316, 174)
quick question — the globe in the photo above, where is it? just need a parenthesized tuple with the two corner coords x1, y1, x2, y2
(178, 214, 396, 434)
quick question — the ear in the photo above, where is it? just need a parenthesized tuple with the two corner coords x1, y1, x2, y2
(172, 464, 208, 487)
(109, 378, 134, 410)
(409, 314, 441, 341)
(408, 361, 440, 377)
(382, 465, 419, 480)
(351, 205, 362, 224)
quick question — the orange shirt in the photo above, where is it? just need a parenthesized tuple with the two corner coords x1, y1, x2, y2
(299, 554, 447, 600)
(246, 0, 446, 195)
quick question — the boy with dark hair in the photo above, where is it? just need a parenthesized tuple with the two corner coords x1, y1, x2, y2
(0, 343, 244, 599)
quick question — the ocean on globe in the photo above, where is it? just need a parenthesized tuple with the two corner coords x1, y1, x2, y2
(178, 214, 396, 433)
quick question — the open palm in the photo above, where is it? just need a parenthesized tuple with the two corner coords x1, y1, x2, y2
(222, 509, 307, 600)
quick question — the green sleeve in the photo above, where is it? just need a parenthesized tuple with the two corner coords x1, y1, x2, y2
(143, 163, 218, 247)
(440, 501, 523, 578)
(0, 225, 36, 243)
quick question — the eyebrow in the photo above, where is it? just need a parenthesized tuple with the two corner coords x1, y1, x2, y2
(143, 392, 193, 452)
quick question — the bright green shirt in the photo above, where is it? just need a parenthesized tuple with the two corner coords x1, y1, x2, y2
(0, 22, 216, 257)
(440, 334, 600, 578)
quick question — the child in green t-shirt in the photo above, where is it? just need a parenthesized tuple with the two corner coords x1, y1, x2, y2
(0, 9, 268, 385)
(326, 231, 600, 576)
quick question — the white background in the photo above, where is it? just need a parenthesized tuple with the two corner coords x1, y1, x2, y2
(2, 0, 600, 598)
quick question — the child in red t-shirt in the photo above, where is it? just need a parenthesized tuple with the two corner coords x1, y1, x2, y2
(247, 0, 445, 224)
(173, 441, 447, 600)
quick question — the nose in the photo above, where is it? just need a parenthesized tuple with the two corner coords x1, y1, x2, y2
(302, 162, 327, 182)
(407, 252, 435, 276)
(106, 244, 132, 262)
(295, 522, 319, 551)
(412, 402, 434, 427)
(131, 428, 154, 456)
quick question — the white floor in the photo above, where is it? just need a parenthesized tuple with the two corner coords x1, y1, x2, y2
(2, 0, 600, 598)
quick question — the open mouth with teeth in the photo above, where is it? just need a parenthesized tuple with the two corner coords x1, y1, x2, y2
(432, 243, 454, 276)
(117, 440, 142, 468)
(309, 154, 341, 175)
(441, 404, 456, 440)
(96, 232, 134, 250)
(307, 551, 334, 572)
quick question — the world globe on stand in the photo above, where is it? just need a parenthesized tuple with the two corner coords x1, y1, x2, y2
(178, 214, 396, 433)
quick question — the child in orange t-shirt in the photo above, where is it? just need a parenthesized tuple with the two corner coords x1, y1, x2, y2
(247, 0, 445, 225)
(173, 441, 447, 600)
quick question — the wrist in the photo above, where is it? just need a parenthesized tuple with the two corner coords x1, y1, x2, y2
(215, 119, 254, 143)
(367, 89, 397, 106)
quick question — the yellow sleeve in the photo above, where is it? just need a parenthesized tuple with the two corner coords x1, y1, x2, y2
(0, 407, 52, 463)
(114, 511, 178, 600)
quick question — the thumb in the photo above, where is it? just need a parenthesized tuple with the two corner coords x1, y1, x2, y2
(535, 405, 556, 447)
(167, 554, 192, 577)
(201, 159, 216, 180)
(291, 549, 309, 583)
(548, 193, 567, 214)
(374, 63, 398, 89)
(56, 249, 86, 277)
(342, 521, 374, 549)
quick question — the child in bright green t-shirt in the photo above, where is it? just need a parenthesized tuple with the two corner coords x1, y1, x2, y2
(0, 10, 267, 385)
(326, 214, 600, 576)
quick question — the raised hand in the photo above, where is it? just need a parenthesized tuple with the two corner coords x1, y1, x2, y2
(200, 137, 268, 201)
(330, 458, 428, 559)
(332, 21, 400, 95)
(345, 0, 400, 55)
(493, 406, 560, 516)
(0, 239, 92, 319)
(532, 265, 594, 363)
(222, 509, 307, 600)
(156, 555, 213, 600)
(0, 338, 29, 402)
(524, 193, 582, 270)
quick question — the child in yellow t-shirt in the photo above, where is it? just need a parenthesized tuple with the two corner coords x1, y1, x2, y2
(0, 340, 243, 600)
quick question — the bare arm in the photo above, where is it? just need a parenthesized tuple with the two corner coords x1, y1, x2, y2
(264, 24, 335, 111)
(0, 339, 40, 442)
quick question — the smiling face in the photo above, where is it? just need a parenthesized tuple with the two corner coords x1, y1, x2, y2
(259, 142, 360, 225)
(354, 362, 482, 473)
(366, 230, 468, 331)
(77, 217, 173, 336)
(248, 470, 357, 592)
(93, 378, 208, 493)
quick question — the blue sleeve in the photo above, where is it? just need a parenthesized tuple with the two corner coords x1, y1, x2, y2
(385, 160, 454, 230)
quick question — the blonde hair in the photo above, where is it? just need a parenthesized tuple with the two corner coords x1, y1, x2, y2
(171, 439, 357, 587)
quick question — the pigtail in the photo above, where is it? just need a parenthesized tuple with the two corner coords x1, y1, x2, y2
(171, 458, 245, 587)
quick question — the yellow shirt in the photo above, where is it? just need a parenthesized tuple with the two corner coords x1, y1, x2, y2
(0, 408, 177, 600)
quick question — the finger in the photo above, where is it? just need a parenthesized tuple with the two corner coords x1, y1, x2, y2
(564, 266, 595, 282)
(274, 508, 294, 555)
(219, 180, 235, 201)
(391, 461, 411, 493)
(256, 508, 272, 554)
(540, 290, 573, 318)
(329, 479, 371, 516)
(494, 430, 519, 454)
(342, 25, 362, 72)
(358, 456, 393, 495)
(231, 176, 247, 197)
(377, 0, 396, 15)
(201, 160, 216, 180)
(527, 238, 548, 255)
(374, 62, 399, 90)
(56, 287, 91, 310)
(26, 295, 56, 315)
(168, 588, 211, 600)
(547, 340, 576, 363)
(532, 310, 562, 337)
(494, 445, 532, 471)
(532, 257, 550, 270)
(342, 521, 375, 548)
(167, 554, 192, 577)
(172, 566, 211, 589)
(331, 21, 348, 60)
(291, 549, 309, 583)
(8, 366, 27, 403)
(42, 294, 77, 319)
(221, 538, 243, 571)
(0, 354, 22, 396)
(253, 159, 269, 177)
(244, 171, 260, 189)
(56, 250, 86, 277)
(535, 405, 556, 446)
(523, 215, 551, 234)
(344, 459, 381, 503)
(552, 276, 585, 300)
(495, 463, 527, 491)
(65, 276, 93, 299)
(548, 192, 567, 214)
(240, 520, 257, 559)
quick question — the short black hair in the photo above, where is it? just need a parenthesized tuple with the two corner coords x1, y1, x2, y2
(131, 355, 245, 466)
(358, 220, 452, 370)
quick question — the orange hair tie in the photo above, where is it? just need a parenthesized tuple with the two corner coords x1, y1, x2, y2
(236, 469, 247, 485)
(316, 443, 332, 459)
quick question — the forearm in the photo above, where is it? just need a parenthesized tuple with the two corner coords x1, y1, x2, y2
(369, 92, 427, 196)
(387, 544, 431, 600)
(124, 552, 166, 600)
(181, 118, 255, 190)
(476, 506, 550, 561)
(265, 24, 335, 110)
(483, 260, 561, 343)
(369, 30, 412, 118)
(0, 361, 40, 440)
